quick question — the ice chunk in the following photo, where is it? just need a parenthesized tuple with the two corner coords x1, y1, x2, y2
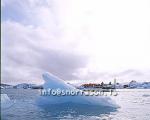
(37, 72, 119, 108)
(1, 94, 14, 109)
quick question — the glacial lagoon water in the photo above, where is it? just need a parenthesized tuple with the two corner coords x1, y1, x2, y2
(1, 89, 150, 120)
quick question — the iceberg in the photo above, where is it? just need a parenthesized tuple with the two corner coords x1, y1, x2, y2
(1, 94, 15, 110)
(37, 72, 118, 108)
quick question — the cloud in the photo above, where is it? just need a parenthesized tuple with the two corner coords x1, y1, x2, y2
(1, 21, 88, 84)
(2, 0, 150, 84)
(73, 68, 150, 83)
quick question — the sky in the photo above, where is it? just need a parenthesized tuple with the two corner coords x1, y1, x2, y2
(1, 0, 150, 85)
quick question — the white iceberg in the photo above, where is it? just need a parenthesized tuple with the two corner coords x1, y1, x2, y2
(1, 94, 15, 110)
(37, 72, 118, 108)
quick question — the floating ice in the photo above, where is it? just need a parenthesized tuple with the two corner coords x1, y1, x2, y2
(37, 72, 118, 108)
(1, 94, 14, 110)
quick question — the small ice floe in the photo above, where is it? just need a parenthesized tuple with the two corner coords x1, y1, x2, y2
(1, 94, 15, 110)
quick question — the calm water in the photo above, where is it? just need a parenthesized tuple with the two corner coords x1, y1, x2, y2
(1, 89, 150, 120)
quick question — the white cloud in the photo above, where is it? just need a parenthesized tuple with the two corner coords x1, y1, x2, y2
(1, 21, 88, 84)
(1, 0, 150, 84)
